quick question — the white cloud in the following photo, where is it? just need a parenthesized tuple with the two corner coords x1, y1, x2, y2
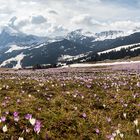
(31, 15, 47, 24)
(71, 14, 98, 26)
(48, 10, 58, 15)
(71, 14, 102, 31)
(0, 0, 140, 36)
(47, 24, 68, 37)
(109, 20, 140, 31)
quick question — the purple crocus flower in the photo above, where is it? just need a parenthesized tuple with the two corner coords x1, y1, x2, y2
(13, 112, 19, 117)
(14, 116, 20, 122)
(87, 85, 91, 88)
(137, 82, 140, 87)
(13, 112, 19, 122)
(5, 111, 9, 115)
(35, 120, 41, 126)
(34, 120, 41, 134)
(38, 108, 42, 111)
(1, 116, 6, 122)
(25, 114, 32, 120)
(95, 128, 100, 134)
(17, 99, 21, 103)
(106, 135, 114, 140)
(106, 117, 111, 123)
(82, 113, 87, 118)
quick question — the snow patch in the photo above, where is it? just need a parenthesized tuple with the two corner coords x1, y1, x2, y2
(98, 43, 140, 55)
(131, 46, 140, 51)
(0, 53, 26, 69)
(34, 43, 46, 49)
(5, 45, 30, 53)
(95, 31, 126, 41)
(63, 61, 140, 68)
(58, 53, 88, 62)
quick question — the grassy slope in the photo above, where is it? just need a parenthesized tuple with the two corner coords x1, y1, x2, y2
(0, 69, 139, 140)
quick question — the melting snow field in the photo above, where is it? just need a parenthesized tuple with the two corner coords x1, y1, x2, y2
(63, 61, 140, 68)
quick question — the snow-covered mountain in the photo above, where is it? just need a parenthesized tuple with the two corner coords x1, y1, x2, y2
(95, 30, 126, 41)
(66, 29, 95, 41)
(66, 29, 127, 42)
(0, 26, 40, 48)
(0, 26, 140, 68)
(0, 26, 60, 49)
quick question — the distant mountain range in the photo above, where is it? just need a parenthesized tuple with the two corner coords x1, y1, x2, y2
(0, 26, 140, 68)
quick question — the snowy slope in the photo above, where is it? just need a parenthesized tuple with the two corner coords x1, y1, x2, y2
(0, 53, 26, 69)
(5, 45, 30, 53)
(95, 31, 126, 41)
(58, 53, 89, 62)
(67, 29, 128, 43)
(98, 43, 140, 55)
(131, 46, 140, 51)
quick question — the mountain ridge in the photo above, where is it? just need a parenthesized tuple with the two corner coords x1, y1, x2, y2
(0, 26, 140, 68)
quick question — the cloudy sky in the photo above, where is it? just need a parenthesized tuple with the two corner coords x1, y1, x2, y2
(1, 0, 140, 36)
